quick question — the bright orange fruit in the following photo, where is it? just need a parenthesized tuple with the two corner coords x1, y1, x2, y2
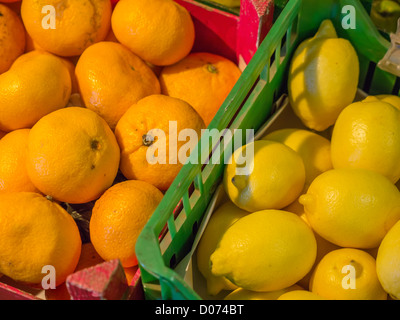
(0, 192, 82, 287)
(111, 0, 195, 66)
(26, 107, 120, 204)
(0, 129, 39, 194)
(115, 94, 205, 191)
(0, 51, 71, 132)
(76, 41, 161, 130)
(0, 3, 26, 74)
(160, 53, 242, 126)
(21, 0, 112, 57)
(90, 180, 164, 268)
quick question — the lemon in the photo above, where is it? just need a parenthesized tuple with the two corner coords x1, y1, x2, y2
(363, 94, 400, 110)
(224, 284, 303, 300)
(331, 100, 400, 183)
(196, 201, 249, 296)
(262, 128, 333, 188)
(299, 168, 400, 249)
(277, 290, 326, 300)
(223, 140, 305, 212)
(288, 19, 359, 131)
(309, 248, 387, 300)
(210, 209, 317, 292)
(289, 209, 340, 290)
(376, 220, 400, 299)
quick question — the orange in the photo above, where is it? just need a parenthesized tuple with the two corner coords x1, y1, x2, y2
(0, 129, 39, 193)
(115, 94, 206, 191)
(60, 58, 79, 95)
(19, 48, 79, 94)
(45, 242, 104, 300)
(0, 51, 71, 132)
(26, 107, 120, 204)
(160, 53, 242, 126)
(90, 180, 164, 268)
(0, 3, 25, 74)
(15, 48, 81, 106)
(0, 192, 82, 287)
(111, 0, 195, 66)
(76, 41, 161, 130)
(21, 0, 112, 57)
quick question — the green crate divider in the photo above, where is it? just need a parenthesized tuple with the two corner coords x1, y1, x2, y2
(135, 0, 395, 300)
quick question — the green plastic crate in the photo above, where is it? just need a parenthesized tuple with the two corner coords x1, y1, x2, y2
(135, 0, 396, 300)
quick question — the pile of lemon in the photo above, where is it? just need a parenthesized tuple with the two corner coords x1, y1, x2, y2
(197, 20, 400, 300)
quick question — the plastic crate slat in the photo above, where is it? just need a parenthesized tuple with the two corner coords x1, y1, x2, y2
(275, 42, 281, 69)
(261, 59, 270, 83)
(181, 191, 192, 215)
(167, 215, 177, 239)
(286, 21, 293, 52)
(194, 172, 204, 194)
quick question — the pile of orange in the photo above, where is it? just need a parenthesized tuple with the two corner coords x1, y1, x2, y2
(0, 0, 242, 297)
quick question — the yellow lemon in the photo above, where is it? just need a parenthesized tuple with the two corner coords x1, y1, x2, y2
(376, 220, 400, 300)
(309, 248, 387, 300)
(331, 100, 400, 183)
(223, 140, 305, 212)
(300, 168, 400, 249)
(277, 290, 326, 300)
(196, 201, 249, 296)
(224, 284, 303, 300)
(210, 210, 317, 292)
(286, 207, 340, 290)
(262, 128, 333, 189)
(363, 94, 400, 110)
(288, 20, 359, 131)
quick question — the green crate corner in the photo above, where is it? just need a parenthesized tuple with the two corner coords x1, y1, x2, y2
(135, 0, 395, 300)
